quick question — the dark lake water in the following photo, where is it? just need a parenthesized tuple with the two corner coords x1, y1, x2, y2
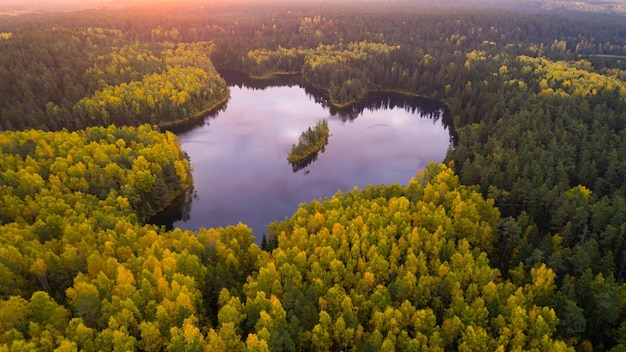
(152, 75, 454, 241)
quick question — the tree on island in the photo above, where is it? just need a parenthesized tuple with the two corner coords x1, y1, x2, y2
(287, 119, 330, 169)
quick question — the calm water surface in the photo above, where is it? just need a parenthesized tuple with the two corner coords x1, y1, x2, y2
(154, 81, 452, 241)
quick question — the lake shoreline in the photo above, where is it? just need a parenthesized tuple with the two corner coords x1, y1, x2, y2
(249, 70, 300, 80)
(240, 70, 439, 109)
(150, 82, 451, 238)
(157, 92, 230, 130)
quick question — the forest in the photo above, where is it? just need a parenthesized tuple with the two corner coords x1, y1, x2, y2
(0, 1, 626, 351)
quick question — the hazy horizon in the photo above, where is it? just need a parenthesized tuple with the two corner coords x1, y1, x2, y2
(0, 0, 545, 12)
(1, 0, 625, 17)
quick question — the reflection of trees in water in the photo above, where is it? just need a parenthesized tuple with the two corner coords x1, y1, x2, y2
(220, 69, 303, 90)
(288, 119, 330, 174)
(147, 186, 197, 231)
(289, 147, 326, 174)
(163, 98, 229, 135)
(218, 70, 458, 172)
(304, 86, 458, 146)
(217, 70, 456, 146)
(156, 71, 458, 227)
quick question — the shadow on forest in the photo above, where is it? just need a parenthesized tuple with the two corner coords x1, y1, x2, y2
(147, 186, 197, 231)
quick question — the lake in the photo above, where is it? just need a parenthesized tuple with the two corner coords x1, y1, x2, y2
(152, 75, 454, 242)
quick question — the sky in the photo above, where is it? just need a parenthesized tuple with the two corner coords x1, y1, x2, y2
(2, 0, 517, 12)
(1, 0, 624, 17)
(0, 0, 164, 13)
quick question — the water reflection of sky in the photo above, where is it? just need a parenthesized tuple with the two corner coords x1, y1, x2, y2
(168, 85, 450, 241)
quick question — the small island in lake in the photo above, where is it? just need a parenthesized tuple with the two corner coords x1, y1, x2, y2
(287, 119, 330, 165)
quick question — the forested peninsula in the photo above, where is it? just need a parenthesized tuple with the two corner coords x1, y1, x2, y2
(0, 1, 625, 351)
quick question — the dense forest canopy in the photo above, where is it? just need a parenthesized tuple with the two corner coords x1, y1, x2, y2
(0, 1, 626, 350)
